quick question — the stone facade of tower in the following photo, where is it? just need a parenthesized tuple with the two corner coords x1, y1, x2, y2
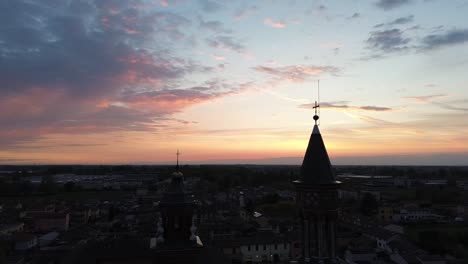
(294, 124, 341, 263)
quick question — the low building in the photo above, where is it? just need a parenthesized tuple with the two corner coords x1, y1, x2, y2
(136, 188, 148, 196)
(344, 249, 379, 264)
(394, 177, 415, 188)
(14, 233, 37, 250)
(27, 212, 70, 232)
(395, 207, 444, 223)
(215, 231, 291, 263)
(383, 224, 404, 235)
(0, 222, 24, 235)
(70, 206, 91, 226)
(456, 180, 468, 190)
(240, 242, 289, 263)
(38, 231, 59, 247)
(377, 206, 394, 223)
(238, 232, 290, 263)
(417, 255, 446, 264)
(360, 190, 381, 201)
(338, 189, 359, 200)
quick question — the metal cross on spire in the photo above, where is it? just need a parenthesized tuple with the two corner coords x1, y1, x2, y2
(313, 80, 320, 125)
(313, 101, 320, 125)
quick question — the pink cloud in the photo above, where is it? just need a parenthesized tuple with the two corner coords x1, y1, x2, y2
(254, 64, 339, 82)
(0, 0, 249, 150)
(291, 19, 301, 25)
(211, 54, 226, 61)
(299, 101, 394, 112)
(121, 83, 250, 114)
(403, 94, 447, 103)
(0, 88, 67, 119)
(264, 18, 286, 28)
(123, 28, 141, 35)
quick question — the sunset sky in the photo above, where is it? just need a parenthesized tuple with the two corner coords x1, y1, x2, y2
(1, 0, 468, 165)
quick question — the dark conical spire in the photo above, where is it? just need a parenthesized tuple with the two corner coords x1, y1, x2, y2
(300, 124, 338, 185)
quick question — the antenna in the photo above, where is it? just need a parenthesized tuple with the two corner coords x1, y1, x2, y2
(318, 79, 320, 126)
(318, 79, 320, 105)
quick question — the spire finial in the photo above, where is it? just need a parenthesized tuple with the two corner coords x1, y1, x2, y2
(313, 80, 320, 125)
(176, 149, 180, 171)
(313, 101, 320, 125)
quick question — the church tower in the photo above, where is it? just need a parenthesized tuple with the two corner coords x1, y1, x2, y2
(157, 150, 200, 248)
(293, 103, 341, 263)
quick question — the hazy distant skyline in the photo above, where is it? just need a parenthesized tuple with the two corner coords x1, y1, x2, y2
(1, 0, 468, 165)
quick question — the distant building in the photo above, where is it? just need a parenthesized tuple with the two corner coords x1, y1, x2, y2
(360, 190, 381, 201)
(394, 205, 444, 223)
(417, 255, 446, 264)
(70, 206, 91, 226)
(338, 189, 359, 200)
(377, 206, 395, 223)
(394, 177, 415, 188)
(0, 222, 24, 235)
(38, 231, 59, 247)
(455, 180, 468, 190)
(239, 237, 290, 263)
(424, 180, 448, 188)
(13, 233, 37, 250)
(215, 232, 292, 263)
(27, 212, 70, 232)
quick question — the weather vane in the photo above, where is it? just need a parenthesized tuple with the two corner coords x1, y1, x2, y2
(313, 80, 320, 125)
